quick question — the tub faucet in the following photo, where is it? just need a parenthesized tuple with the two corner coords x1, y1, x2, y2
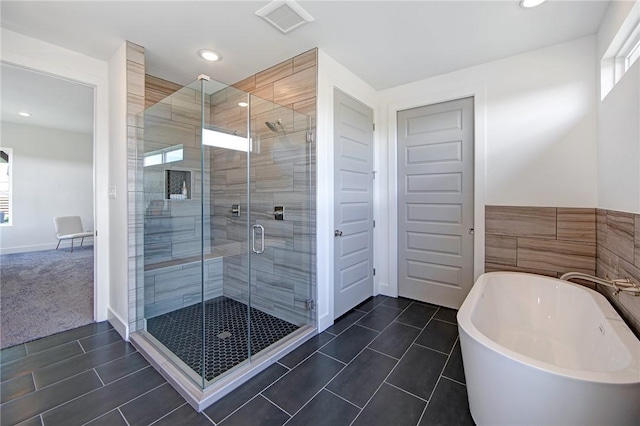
(560, 272, 640, 297)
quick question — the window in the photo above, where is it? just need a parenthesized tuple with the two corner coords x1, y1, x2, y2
(0, 148, 12, 226)
(601, 3, 640, 99)
(624, 34, 640, 71)
(144, 144, 183, 167)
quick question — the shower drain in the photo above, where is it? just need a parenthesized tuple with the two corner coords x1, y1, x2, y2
(217, 331, 232, 340)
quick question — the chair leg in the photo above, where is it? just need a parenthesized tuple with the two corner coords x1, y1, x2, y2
(81, 237, 84, 247)
(71, 238, 74, 253)
(56, 240, 61, 250)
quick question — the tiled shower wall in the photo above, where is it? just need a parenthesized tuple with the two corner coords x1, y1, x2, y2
(127, 42, 146, 333)
(485, 205, 640, 335)
(210, 49, 318, 326)
(139, 50, 318, 326)
(140, 79, 216, 317)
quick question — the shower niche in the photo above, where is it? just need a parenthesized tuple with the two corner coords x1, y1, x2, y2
(166, 169, 190, 200)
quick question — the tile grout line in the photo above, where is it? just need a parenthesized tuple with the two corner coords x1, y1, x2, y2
(200, 407, 217, 425)
(323, 387, 363, 410)
(260, 393, 294, 417)
(20, 348, 142, 395)
(266, 300, 412, 425)
(148, 402, 188, 426)
(365, 346, 400, 360)
(384, 381, 429, 403)
(280, 332, 339, 370)
(31, 371, 38, 391)
(348, 303, 436, 426)
(112, 381, 167, 418)
(440, 375, 466, 387)
(95, 368, 106, 386)
(412, 342, 452, 356)
(118, 407, 132, 426)
(420, 335, 460, 422)
(36, 365, 155, 421)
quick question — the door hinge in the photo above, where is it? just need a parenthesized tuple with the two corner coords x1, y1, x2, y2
(306, 131, 313, 143)
(372, 171, 377, 179)
(373, 123, 375, 131)
(373, 268, 376, 276)
(373, 220, 376, 228)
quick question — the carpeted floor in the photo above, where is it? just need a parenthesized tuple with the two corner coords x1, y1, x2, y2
(0, 246, 94, 349)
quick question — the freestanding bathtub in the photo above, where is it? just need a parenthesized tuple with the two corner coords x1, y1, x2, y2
(457, 272, 640, 426)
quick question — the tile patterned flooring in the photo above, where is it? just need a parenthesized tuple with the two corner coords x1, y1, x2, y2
(147, 297, 300, 381)
(0, 296, 474, 426)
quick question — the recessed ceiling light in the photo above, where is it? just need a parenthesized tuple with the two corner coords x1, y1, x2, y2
(520, 0, 546, 8)
(238, 102, 248, 107)
(198, 49, 221, 62)
(18, 111, 31, 117)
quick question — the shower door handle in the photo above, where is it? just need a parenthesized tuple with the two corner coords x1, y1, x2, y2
(252, 224, 265, 254)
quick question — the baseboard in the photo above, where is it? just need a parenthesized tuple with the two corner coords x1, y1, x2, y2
(1, 242, 94, 255)
(318, 311, 332, 332)
(377, 281, 397, 297)
(108, 307, 129, 341)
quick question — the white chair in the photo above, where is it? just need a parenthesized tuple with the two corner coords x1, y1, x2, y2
(53, 216, 93, 252)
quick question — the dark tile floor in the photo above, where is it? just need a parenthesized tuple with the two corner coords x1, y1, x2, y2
(0, 296, 474, 426)
(147, 296, 299, 381)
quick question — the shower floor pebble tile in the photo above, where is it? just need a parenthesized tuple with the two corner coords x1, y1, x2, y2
(0, 297, 474, 425)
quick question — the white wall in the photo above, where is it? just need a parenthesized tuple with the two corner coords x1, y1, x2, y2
(0, 123, 93, 253)
(597, 0, 640, 214)
(381, 35, 598, 208)
(107, 42, 130, 337)
(377, 35, 598, 299)
(1, 28, 110, 322)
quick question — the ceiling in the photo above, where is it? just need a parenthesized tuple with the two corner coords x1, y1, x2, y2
(0, 1, 611, 134)
(0, 0, 610, 91)
(0, 62, 94, 134)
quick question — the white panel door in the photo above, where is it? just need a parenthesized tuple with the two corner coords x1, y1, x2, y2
(397, 97, 474, 308)
(334, 89, 374, 319)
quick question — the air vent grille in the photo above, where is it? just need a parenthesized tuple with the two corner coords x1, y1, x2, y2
(256, 0, 314, 34)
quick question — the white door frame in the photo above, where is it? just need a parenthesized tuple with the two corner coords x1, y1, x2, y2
(387, 85, 486, 302)
(1, 29, 110, 322)
(316, 50, 379, 331)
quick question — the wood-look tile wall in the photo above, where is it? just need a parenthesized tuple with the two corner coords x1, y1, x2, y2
(595, 209, 640, 335)
(485, 206, 596, 277)
(140, 78, 214, 318)
(485, 205, 640, 336)
(210, 49, 317, 326)
(127, 42, 146, 333)
(139, 49, 317, 326)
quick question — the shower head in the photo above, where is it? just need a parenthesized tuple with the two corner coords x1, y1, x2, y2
(265, 119, 282, 133)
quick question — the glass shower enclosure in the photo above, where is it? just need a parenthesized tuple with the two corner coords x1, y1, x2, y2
(135, 75, 315, 390)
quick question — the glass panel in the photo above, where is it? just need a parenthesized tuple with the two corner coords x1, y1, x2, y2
(247, 94, 314, 359)
(139, 80, 209, 387)
(137, 73, 315, 390)
(203, 83, 251, 384)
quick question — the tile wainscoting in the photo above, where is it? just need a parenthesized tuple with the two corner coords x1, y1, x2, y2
(485, 206, 640, 336)
(595, 209, 640, 336)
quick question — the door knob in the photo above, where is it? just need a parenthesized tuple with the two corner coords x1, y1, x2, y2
(334, 230, 343, 237)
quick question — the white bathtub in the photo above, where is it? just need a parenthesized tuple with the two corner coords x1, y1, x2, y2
(457, 272, 640, 426)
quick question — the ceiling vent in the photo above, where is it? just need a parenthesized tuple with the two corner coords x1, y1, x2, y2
(256, 0, 314, 34)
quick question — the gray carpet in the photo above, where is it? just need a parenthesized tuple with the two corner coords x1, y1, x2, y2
(0, 246, 94, 349)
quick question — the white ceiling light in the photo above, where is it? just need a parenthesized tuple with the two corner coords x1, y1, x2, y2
(198, 49, 221, 62)
(255, 0, 314, 34)
(238, 102, 248, 107)
(18, 111, 31, 117)
(520, 0, 546, 8)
